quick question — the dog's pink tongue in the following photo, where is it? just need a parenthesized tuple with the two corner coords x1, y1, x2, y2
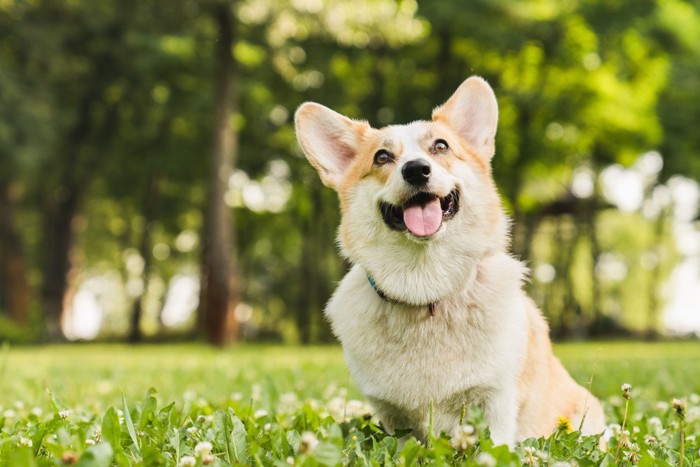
(403, 198, 442, 237)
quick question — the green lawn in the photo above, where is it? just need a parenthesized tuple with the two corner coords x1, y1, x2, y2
(3, 341, 699, 409)
(1, 340, 699, 465)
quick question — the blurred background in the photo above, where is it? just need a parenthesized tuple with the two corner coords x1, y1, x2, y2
(1, 0, 699, 346)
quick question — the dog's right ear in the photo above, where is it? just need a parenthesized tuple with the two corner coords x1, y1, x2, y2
(295, 103, 368, 190)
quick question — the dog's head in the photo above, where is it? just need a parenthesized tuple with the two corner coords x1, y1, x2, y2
(295, 77, 508, 305)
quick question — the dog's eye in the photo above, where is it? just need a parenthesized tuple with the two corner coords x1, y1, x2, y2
(432, 139, 449, 153)
(373, 149, 393, 166)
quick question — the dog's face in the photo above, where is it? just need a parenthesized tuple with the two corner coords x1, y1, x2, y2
(295, 77, 508, 304)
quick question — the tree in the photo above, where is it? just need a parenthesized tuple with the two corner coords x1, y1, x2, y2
(199, 2, 242, 345)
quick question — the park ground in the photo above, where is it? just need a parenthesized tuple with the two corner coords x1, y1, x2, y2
(3, 341, 699, 406)
(1, 340, 699, 465)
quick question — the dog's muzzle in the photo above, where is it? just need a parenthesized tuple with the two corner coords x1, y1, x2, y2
(379, 189, 460, 237)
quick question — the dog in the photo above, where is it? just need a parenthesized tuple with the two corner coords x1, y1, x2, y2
(294, 76, 605, 446)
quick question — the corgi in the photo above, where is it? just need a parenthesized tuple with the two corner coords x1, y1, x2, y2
(294, 76, 605, 446)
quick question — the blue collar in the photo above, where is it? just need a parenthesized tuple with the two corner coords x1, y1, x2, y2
(366, 273, 437, 316)
(367, 274, 392, 302)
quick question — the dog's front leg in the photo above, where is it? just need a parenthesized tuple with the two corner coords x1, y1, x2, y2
(483, 389, 518, 448)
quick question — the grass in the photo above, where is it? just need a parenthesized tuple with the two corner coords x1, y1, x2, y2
(0, 340, 699, 465)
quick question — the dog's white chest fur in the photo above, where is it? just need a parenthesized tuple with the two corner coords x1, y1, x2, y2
(326, 253, 528, 442)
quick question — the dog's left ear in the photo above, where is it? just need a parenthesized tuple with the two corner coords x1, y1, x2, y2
(432, 76, 498, 160)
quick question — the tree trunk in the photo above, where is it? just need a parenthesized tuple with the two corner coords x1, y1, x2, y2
(40, 77, 97, 341)
(296, 182, 323, 344)
(509, 108, 532, 258)
(129, 171, 162, 343)
(0, 179, 31, 323)
(587, 197, 603, 325)
(199, 2, 241, 346)
(41, 185, 79, 341)
(646, 210, 665, 338)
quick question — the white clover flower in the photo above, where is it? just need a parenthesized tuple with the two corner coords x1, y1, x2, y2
(475, 452, 496, 466)
(672, 399, 686, 420)
(59, 409, 71, 420)
(619, 430, 631, 448)
(86, 439, 96, 446)
(626, 443, 641, 463)
(621, 383, 632, 400)
(449, 424, 477, 451)
(194, 441, 213, 457)
(286, 456, 295, 465)
(264, 423, 271, 432)
(306, 399, 320, 411)
(278, 392, 299, 413)
(327, 397, 346, 421)
(644, 434, 657, 445)
(689, 393, 700, 405)
(230, 392, 244, 401)
(30, 407, 43, 418)
(178, 455, 197, 467)
(3, 409, 16, 419)
(647, 416, 663, 433)
(18, 437, 33, 448)
(300, 431, 319, 453)
(687, 407, 700, 423)
(186, 426, 198, 435)
(522, 446, 539, 466)
(655, 401, 669, 412)
(323, 383, 338, 400)
(607, 423, 622, 435)
(14, 401, 25, 410)
(347, 400, 371, 418)
(253, 409, 268, 419)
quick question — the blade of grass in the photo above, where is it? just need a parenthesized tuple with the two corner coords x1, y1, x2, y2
(121, 393, 141, 454)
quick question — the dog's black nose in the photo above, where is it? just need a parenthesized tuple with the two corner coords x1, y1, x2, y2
(402, 159, 431, 186)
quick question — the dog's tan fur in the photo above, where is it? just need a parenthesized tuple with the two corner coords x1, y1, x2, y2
(295, 76, 605, 446)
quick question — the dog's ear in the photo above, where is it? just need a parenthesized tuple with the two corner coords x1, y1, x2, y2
(432, 76, 498, 160)
(295, 103, 369, 190)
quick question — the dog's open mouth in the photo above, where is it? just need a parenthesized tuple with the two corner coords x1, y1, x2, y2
(380, 189, 460, 237)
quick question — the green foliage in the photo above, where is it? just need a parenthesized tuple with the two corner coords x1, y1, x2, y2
(1, 0, 700, 341)
(1, 343, 700, 465)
